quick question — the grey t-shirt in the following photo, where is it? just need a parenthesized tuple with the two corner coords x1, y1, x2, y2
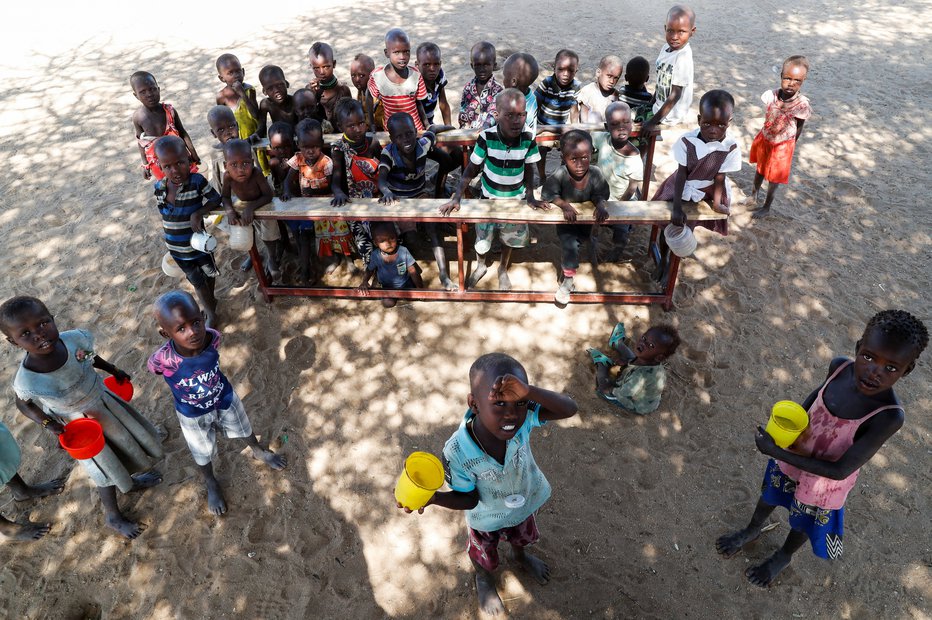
(541, 165, 611, 205)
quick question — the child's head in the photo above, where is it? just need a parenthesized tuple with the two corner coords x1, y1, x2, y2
(383, 29, 411, 72)
(295, 118, 324, 163)
(386, 113, 418, 154)
(664, 5, 696, 51)
(415, 42, 442, 83)
(292, 88, 319, 120)
(349, 54, 375, 92)
(371, 222, 399, 254)
(267, 122, 296, 162)
(0, 296, 56, 354)
(595, 55, 623, 93)
(309, 42, 337, 82)
(468, 353, 530, 441)
(494, 89, 528, 139)
(130, 71, 160, 108)
(697, 89, 734, 143)
(258, 65, 290, 103)
(155, 136, 193, 185)
(552, 49, 579, 89)
(635, 325, 680, 365)
(207, 105, 239, 144)
(153, 291, 206, 356)
(604, 101, 633, 145)
(335, 97, 368, 143)
(222, 139, 255, 182)
(779, 55, 810, 99)
(470, 41, 498, 84)
(502, 52, 539, 93)
(216, 53, 245, 86)
(625, 56, 650, 89)
(559, 129, 593, 180)
(854, 310, 928, 395)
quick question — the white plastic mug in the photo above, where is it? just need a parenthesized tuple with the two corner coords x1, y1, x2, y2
(475, 238, 492, 255)
(190, 231, 218, 253)
(664, 224, 698, 258)
(228, 224, 254, 251)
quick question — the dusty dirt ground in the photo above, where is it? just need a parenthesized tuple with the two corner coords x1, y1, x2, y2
(0, 0, 930, 618)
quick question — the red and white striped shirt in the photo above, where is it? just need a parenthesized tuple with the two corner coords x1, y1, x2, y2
(368, 66, 428, 130)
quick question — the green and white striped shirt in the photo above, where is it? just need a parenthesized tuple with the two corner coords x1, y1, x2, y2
(470, 127, 541, 199)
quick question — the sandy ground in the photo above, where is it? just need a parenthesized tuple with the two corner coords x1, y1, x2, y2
(1, 0, 930, 618)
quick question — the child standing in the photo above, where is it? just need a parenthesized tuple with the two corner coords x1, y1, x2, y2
(256, 65, 297, 138)
(367, 29, 429, 131)
(749, 55, 813, 218)
(441, 89, 546, 291)
(357, 222, 424, 308)
(349, 54, 382, 130)
(400, 352, 578, 616)
(618, 56, 654, 125)
(266, 121, 297, 200)
(216, 53, 269, 176)
(3, 296, 164, 539)
(641, 5, 696, 135)
(0, 419, 64, 541)
(716, 310, 928, 587)
(459, 41, 503, 130)
(131, 71, 199, 181)
(576, 55, 623, 123)
(535, 49, 581, 182)
(593, 102, 643, 262)
(587, 322, 680, 414)
(501, 53, 540, 135)
(205, 105, 241, 194)
(415, 42, 451, 125)
(148, 291, 285, 516)
(540, 130, 611, 304)
(307, 42, 353, 131)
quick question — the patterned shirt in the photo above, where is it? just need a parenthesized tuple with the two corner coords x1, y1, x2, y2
(378, 133, 436, 198)
(442, 405, 551, 531)
(287, 153, 333, 196)
(759, 89, 812, 143)
(422, 68, 447, 124)
(470, 127, 541, 199)
(523, 89, 538, 134)
(368, 66, 429, 131)
(154, 173, 221, 263)
(534, 75, 581, 126)
(618, 85, 654, 124)
(610, 364, 666, 415)
(458, 76, 504, 129)
(653, 43, 694, 124)
(147, 328, 234, 418)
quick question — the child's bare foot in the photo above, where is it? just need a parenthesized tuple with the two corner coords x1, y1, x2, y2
(745, 549, 792, 588)
(105, 514, 145, 539)
(475, 571, 505, 616)
(439, 274, 458, 291)
(0, 518, 52, 541)
(751, 207, 771, 219)
(129, 471, 162, 492)
(11, 478, 66, 501)
(715, 526, 762, 558)
(251, 447, 286, 470)
(711, 203, 731, 215)
(205, 476, 227, 516)
(467, 264, 488, 288)
(497, 271, 511, 291)
(513, 547, 550, 584)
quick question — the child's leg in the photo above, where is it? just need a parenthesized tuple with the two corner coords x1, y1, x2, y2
(745, 529, 808, 588)
(5, 472, 65, 501)
(468, 224, 495, 287)
(193, 277, 218, 330)
(197, 461, 227, 516)
(298, 228, 316, 284)
(556, 226, 582, 302)
(498, 246, 514, 290)
(496, 224, 529, 290)
(425, 223, 456, 290)
(240, 434, 287, 470)
(505, 514, 549, 584)
(751, 171, 765, 203)
(536, 146, 551, 186)
(99, 485, 144, 539)
(470, 558, 505, 616)
(752, 182, 781, 219)
(715, 496, 779, 558)
(594, 362, 615, 394)
(0, 514, 51, 541)
(607, 224, 632, 262)
(218, 394, 286, 471)
(467, 528, 506, 616)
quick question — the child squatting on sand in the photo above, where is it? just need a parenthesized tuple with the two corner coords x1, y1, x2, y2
(716, 310, 928, 587)
(400, 353, 578, 616)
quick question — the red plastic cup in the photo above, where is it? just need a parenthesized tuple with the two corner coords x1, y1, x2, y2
(104, 376, 134, 402)
(59, 419, 105, 460)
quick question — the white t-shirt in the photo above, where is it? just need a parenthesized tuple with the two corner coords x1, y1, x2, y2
(576, 82, 619, 123)
(653, 43, 694, 124)
(672, 128, 742, 201)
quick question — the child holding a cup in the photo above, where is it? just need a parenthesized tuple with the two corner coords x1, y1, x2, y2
(399, 352, 577, 617)
(716, 309, 928, 587)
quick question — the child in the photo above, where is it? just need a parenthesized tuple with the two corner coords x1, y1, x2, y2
(587, 322, 680, 414)
(592, 102, 643, 261)
(307, 42, 352, 131)
(131, 71, 199, 180)
(441, 89, 546, 291)
(459, 41, 503, 130)
(349, 54, 382, 130)
(377, 112, 456, 290)
(641, 5, 696, 135)
(3, 296, 164, 539)
(154, 135, 223, 327)
(330, 98, 382, 268)
(148, 291, 286, 516)
(357, 222, 424, 308)
(0, 419, 64, 541)
(368, 29, 429, 131)
(576, 55, 623, 123)
(206, 105, 241, 194)
(256, 65, 297, 138)
(618, 56, 654, 125)
(216, 53, 270, 176)
(716, 310, 928, 588)
(534, 49, 581, 182)
(292, 88, 334, 133)
(749, 55, 813, 218)
(501, 52, 540, 135)
(221, 139, 283, 282)
(400, 352, 578, 616)
(540, 130, 611, 304)
(415, 42, 451, 125)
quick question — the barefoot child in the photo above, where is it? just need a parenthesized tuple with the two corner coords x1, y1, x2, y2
(215, 53, 268, 174)
(441, 89, 546, 291)
(131, 71, 199, 180)
(458, 41, 503, 130)
(0, 419, 64, 541)
(540, 129, 611, 304)
(576, 55, 623, 123)
(3, 296, 164, 539)
(399, 352, 578, 616)
(256, 65, 297, 139)
(349, 54, 381, 130)
(367, 29, 429, 131)
(535, 49, 581, 181)
(588, 322, 680, 414)
(641, 5, 696, 135)
(148, 291, 286, 516)
(749, 55, 813, 218)
(307, 42, 353, 131)
(716, 310, 928, 587)
(357, 222, 424, 308)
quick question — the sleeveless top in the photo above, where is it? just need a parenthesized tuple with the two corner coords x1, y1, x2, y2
(777, 360, 901, 510)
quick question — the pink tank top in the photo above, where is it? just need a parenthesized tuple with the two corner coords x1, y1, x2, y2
(777, 360, 900, 510)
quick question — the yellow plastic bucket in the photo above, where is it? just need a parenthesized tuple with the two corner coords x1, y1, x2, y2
(765, 401, 809, 448)
(394, 452, 444, 510)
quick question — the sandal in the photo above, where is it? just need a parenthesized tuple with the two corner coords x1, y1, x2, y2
(608, 322, 626, 349)
(587, 348, 613, 366)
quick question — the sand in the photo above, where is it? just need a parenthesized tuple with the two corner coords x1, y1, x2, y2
(1, 0, 930, 618)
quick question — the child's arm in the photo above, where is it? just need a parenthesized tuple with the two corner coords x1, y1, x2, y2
(407, 262, 424, 288)
(172, 109, 200, 164)
(426, 124, 455, 134)
(237, 172, 273, 225)
(132, 113, 152, 179)
(220, 173, 243, 225)
(256, 99, 270, 139)
(619, 178, 639, 202)
(709, 172, 729, 215)
(92, 355, 130, 382)
(377, 166, 396, 205)
(357, 267, 376, 293)
(569, 101, 580, 124)
(440, 161, 481, 215)
(642, 85, 682, 133)
(489, 374, 578, 422)
(438, 85, 452, 126)
(578, 102, 592, 124)
(794, 118, 806, 142)
(281, 167, 297, 201)
(670, 165, 688, 226)
(330, 150, 350, 207)
(365, 91, 376, 130)
(524, 163, 547, 210)
(14, 396, 65, 435)
(415, 100, 428, 131)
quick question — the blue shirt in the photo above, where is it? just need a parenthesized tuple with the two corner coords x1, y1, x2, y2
(378, 133, 436, 198)
(147, 328, 234, 417)
(370, 245, 416, 288)
(153, 173, 221, 263)
(534, 75, 581, 126)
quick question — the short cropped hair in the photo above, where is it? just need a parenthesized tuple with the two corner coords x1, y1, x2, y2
(471, 41, 496, 59)
(560, 129, 592, 152)
(268, 121, 294, 142)
(699, 89, 735, 113)
(782, 55, 810, 74)
(598, 55, 623, 70)
(604, 101, 632, 118)
(469, 353, 528, 385)
(207, 105, 236, 126)
(334, 97, 363, 123)
(352, 53, 375, 71)
(370, 221, 397, 238)
(384, 28, 409, 46)
(667, 4, 696, 26)
(154, 135, 186, 159)
(386, 112, 415, 134)
(495, 88, 525, 109)
(416, 42, 441, 58)
(153, 290, 198, 320)
(863, 310, 929, 358)
(502, 52, 539, 84)
(130, 71, 156, 88)
(653, 324, 682, 355)
(0, 296, 49, 334)
(626, 56, 650, 77)
(309, 42, 334, 60)
(222, 138, 252, 159)
(216, 53, 239, 71)
(555, 49, 579, 64)
(258, 65, 286, 83)
(295, 118, 323, 138)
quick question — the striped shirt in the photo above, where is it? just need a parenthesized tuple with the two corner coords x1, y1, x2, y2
(422, 68, 447, 124)
(368, 66, 428, 131)
(154, 173, 221, 262)
(470, 127, 541, 199)
(378, 133, 436, 198)
(534, 75, 581, 126)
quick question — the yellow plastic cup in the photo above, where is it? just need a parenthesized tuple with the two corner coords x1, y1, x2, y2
(765, 401, 809, 448)
(394, 452, 444, 510)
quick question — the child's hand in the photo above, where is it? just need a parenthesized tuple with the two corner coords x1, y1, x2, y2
(561, 204, 578, 222)
(396, 497, 431, 515)
(112, 368, 131, 383)
(670, 205, 687, 227)
(231, 80, 247, 97)
(489, 374, 530, 403)
(711, 202, 731, 216)
(142, 167, 152, 180)
(754, 425, 779, 456)
(331, 191, 350, 207)
(379, 190, 396, 205)
(439, 198, 460, 216)
(595, 204, 610, 223)
(280, 191, 291, 202)
(247, 133, 261, 145)
(44, 419, 65, 436)
(225, 208, 243, 226)
(190, 214, 206, 232)
(357, 281, 371, 295)
(241, 207, 256, 226)
(527, 197, 550, 211)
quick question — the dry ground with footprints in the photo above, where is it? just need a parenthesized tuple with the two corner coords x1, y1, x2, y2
(1, 0, 930, 618)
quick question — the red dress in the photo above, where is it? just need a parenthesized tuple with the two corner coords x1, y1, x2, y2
(137, 103, 198, 180)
